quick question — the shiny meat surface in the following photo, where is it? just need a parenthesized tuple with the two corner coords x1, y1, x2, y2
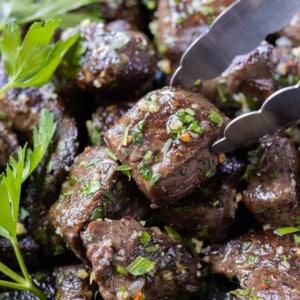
(105, 86, 228, 208)
(81, 218, 201, 300)
(49, 146, 149, 261)
(156, 0, 235, 68)
(208, 230, 300, 299)
(55, 265, 94, 300)
(242, 136, 299, 226)
(59, 21, 156, 95)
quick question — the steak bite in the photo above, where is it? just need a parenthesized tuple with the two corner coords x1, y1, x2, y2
(149, 155, 245, 242)
(58, 20, 156, 96)
(242, 135, 299, 226)
(49, 146, 149, 261)
(155, 0, 235, 68)
(55, 265, 95, 300)
(105, 87, 228, 208)
(81, 218, 201, 300)
(198, 43, 275, 116)
(207, 230, 300, 299)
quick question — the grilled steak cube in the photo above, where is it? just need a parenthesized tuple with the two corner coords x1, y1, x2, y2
(207, 230, 300, 299)
(56, 265, 94, 300)
(105, 87, 228, 208)
(242, 136, 298, 226)
(81, 217, 201, 300)
(0, 120, 18, 170)
(155, 0, 235, 68)
(148, 155, 245, 242)
(49, 146, 149, 261)
(58, 21, 156, 95)
(198, 44, 275, 116)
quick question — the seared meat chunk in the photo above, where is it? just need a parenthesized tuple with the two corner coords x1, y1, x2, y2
(155, 0, 235, 68)
(81, 218, 201, 300)
(56, 265, 94, 300)
(0, 64, 62, 141)
(58, 21, 156, 95)
(149, 155, 245, 242)
(242, 136, 298, 226)
(0, 120, 18, 170)
(97, 0, 145, 29)
(207, 230, 300, 299)
(198, 44, 275, 116)
(105, 87, 228, 208)
(86, 101, 133, 146)
(49, 146, 149, 260)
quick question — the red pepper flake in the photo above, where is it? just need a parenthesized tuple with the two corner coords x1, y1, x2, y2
(262, 284, 269, 289)
(286, 59, 294, 67)
(134, 291, 144, 300)
(218, 153, 225, 164)
(84, 146, 92, 154)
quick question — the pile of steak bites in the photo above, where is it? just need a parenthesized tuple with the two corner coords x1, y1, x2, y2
(1, 1, 300, 299)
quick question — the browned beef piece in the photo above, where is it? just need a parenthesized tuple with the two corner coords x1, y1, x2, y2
(0, 64, 62, 142)
(198, 44, 275, 116)
(105, 87, 228, 208)
(0, 120, 18, 170)
(155, 0, 235, 68)
(149, 155, 245, 242)
(81, 218, 201, 300)
(242, 135, 299, 226)
(49, 146, 149, 261)
(271, 45, 300, 89)
(207, 230, 300, 299)
(280, 12, 300, 46)
(86, 101, 134, 146)
(58, 20, 156, 96)
(56, 265, 95, 300)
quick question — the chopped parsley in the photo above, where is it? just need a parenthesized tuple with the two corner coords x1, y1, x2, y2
(127, 256, 155, 276)
(209, 110, 223, 126)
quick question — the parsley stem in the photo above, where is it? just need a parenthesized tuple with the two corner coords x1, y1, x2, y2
(0, 262, 25, 284)
(10, 239, 47, 299)
(11, 238, 30, 282)
(0, 82, 13, 95)
(0, 280, 27, 290)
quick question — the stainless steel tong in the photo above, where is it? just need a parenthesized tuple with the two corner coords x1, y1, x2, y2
(171, 0, 300, 154)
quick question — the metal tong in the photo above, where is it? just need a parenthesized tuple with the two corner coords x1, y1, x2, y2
(171, 0, 300, 154)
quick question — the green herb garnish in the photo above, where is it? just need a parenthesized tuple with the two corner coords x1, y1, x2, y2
(274, 227, 300, 236)
(127, 256, 155, 276)
(116, 265, 128, 276)
(116, 164, 132, 181)
(139, 231, 151, 246)
(0, 0, 100, 30)
(164, 226, 182, 240)
(0, 109, 56, 299)
(0, 19, 79, 94)
(209, 110, 223, 126)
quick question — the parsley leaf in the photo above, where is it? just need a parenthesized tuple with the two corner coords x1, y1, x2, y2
(0, 19, 79, 94)
(127, 256, 155, 276)
(0, 0, 100, 30)
(0, 108, 56, 299)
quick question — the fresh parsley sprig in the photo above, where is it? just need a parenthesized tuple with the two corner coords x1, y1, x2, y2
(0, 0, 100, 30)
(0, 19, 79, 94)
(0, 108, 56, 299)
